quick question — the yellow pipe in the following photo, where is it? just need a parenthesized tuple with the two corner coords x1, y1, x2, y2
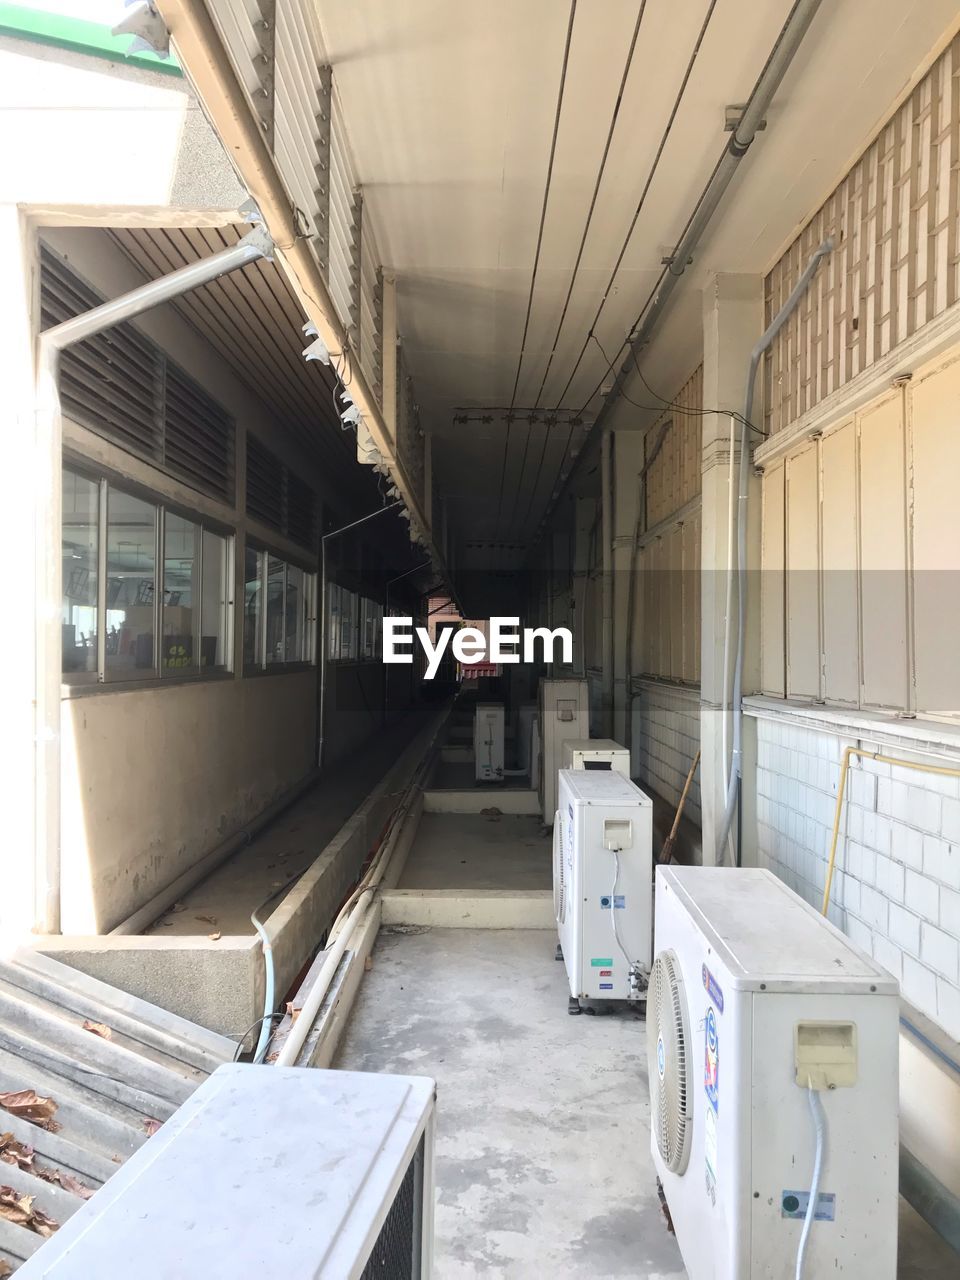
(822, 747, 960, 916)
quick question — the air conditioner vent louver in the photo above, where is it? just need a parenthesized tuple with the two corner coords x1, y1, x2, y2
(648, 949, 691, 1175)
(246, 433, 284, 529)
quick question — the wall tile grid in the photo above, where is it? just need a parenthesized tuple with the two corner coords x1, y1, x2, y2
(755, 716, 960, 1040)
(632, 685, 701, 828)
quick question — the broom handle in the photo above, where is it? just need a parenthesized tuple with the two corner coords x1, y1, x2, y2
(668, 750, 701, 842)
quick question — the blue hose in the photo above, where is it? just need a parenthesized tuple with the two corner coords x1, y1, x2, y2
(250, 908, 275, 1064)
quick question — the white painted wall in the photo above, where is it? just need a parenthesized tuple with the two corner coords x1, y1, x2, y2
(60, 672, 316, 932)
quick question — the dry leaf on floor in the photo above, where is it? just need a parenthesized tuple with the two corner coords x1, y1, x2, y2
(0, 1091, 60, 1132)
(143, 1119, 162, 1137)
(54, 1173, 94, 1201)
(0, 1185, 59, 1237)
(0, 1258, 12, 1277)
(82, 1020, 112, 1040)
(171, 902, 185, 913)
(0, 1132, 35, 1171)
(285, 1002, 301, 1023)
(195, 914, 218, 926)
(207, 931, 221, 942)
(364, 956, 373, 971)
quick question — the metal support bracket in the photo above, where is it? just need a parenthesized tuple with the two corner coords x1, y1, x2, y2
(724, 103, 767, 133)
(314, 65, 332, 277)
(255, 0, 277, 148)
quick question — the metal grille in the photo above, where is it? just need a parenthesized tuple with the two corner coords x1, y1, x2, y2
(246, 433, 285, 529)
(41, 246, 235, 501)
(246, 433, 318, 550)
(41, 245, 162, 461)
(360, 1137, 422, 1280)
(163, 361, 234, 501)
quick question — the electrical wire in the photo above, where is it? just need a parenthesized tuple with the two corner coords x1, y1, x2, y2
(531, 1, 649, 412)
(550, 0, 720, 411)
(796, 1086, 827, 1280)
(609, 849, 636, 971)
(495, 0, 578, 527)
(232, 1012, 285, 1063)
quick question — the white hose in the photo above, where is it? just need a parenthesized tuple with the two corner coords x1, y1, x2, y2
(609, 850, 634, 969)
(795, 1086, 827, 1280)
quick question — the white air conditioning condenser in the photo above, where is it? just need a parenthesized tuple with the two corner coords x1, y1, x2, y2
(17, 1063, 436, 1279)
(473, 702, 504, 782)
(554, 768, 653, 1012)
(649, 866, 899, 1279)
(561, 738, 630, 778)
(539, 678, 588, 823)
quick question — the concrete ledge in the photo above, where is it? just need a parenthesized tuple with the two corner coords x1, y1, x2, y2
(381, 889, 555, 929)
(32, 934, 261, 1038)
(32, 704, 454, 1038)
(423, 788, 540, 815)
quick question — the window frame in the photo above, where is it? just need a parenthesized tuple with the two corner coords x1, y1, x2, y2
(243, 541, 317, 674)
(62, 461, 236, 689)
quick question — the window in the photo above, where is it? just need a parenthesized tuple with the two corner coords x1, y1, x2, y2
(62, 466, 233, 684)
(326, 588, 381, 661)
(62, 470, 99, 674)
(244, 546, 315, 670)
(105, 489, 157, 677)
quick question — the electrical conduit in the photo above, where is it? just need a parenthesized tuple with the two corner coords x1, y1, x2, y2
(716, 236, 834, 864)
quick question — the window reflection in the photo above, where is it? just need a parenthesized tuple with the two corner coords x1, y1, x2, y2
(61, 469, 98, 674)
(105, 489, 157, 676)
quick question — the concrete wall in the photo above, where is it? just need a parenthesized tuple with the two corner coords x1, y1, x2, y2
(631, 680, 701, 830)
(61, 671, 316, 932)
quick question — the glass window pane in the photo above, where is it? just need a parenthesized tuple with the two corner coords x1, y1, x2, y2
(244, 546, 262, 668)
(62, 469, 99, 674)
(201, 530, 230, 671)
(265, 556, 285, 664)
(328, 582, 340, 660)
(105, 488, 157, 677)
(162, 512, 199, 675)
(286, 564, 304, 662)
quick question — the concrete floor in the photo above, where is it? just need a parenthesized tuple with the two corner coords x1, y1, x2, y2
(433, 760, 531, 791)
(144, 708, 436, 936)
(398, 814, 551, 891)
(336, 926, 959, 1280)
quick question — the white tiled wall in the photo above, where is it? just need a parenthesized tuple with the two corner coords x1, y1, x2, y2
(631, 682, 701, 828)
(754, 714, 960, 1041)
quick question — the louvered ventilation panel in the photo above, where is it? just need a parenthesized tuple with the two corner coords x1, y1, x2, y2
(285, 470, 318, 550)
(41, 245, 163, 463)
(41, 246, 236, 503)
(246, 434, 285, 530)
(164, 363, 234, 501)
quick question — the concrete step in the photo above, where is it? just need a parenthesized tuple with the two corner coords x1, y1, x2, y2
(423, 788, 540, 815)
(382, 889, 554, 929)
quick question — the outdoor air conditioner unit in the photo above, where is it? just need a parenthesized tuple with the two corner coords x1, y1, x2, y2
(538, 678, 589, 823)
(474, 701, 505, 781)
(562, 738, 630, 778)
(554, 769, 653, 1013)
(649, 866, 899, 1280)
(18, 1063, 436, 1280)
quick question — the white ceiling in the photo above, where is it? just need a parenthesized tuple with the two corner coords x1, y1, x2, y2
(314, 0, 959, 560)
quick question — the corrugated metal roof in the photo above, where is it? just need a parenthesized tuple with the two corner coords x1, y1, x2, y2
(0, 951, 232, 1274)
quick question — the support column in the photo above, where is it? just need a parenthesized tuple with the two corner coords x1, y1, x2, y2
(612, 430, 644, 749)
(700, 274, 764, 864)
(0, 208, 40, 941)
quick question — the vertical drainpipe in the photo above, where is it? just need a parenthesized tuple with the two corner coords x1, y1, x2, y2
(35, 224, 273, 934)
(600, 429, 614, 737)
